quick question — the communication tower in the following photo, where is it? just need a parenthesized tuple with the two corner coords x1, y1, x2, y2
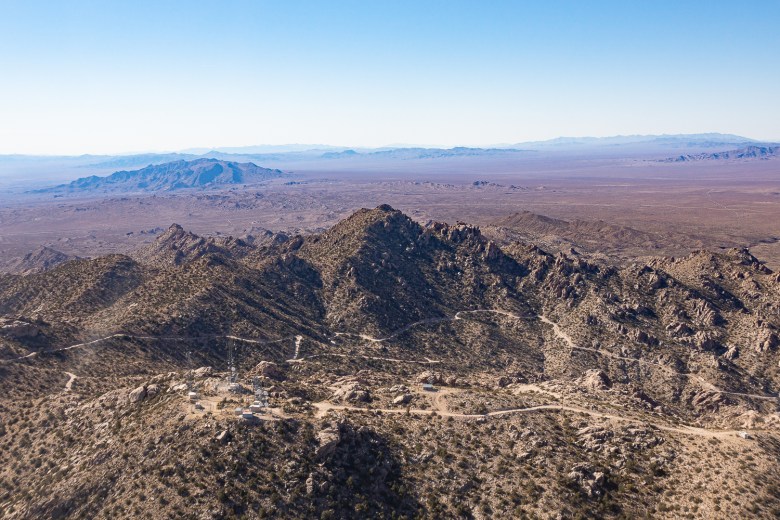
(227, 339, 241, 393)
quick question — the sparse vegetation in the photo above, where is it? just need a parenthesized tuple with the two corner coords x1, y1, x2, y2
(1, 206, 779, 518)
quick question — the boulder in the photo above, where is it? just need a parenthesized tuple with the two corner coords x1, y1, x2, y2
(387, 384, 409, 394)
(631, 330, 659, 346)
(576, 426, 614, 452)
(128, 385, 147, 403)
(415, 371, 442, 385)
(667, 322, 693, 337)
(756, 330, 778, 353)
(145, 384, 160, 399)
(254, 361, 285, 381)
(331, 382, 370, 403)
(567, 464, 607, 498)
(691, 331, 720, 351)
(393, 394, 412, 406)
(315, 424, 341, 460)
(580, 369, 612, 391)
(193, 367, 213, 378)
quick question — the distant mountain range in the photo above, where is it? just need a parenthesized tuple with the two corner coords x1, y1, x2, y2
(660, 145, 779, 163)
(320, 146, 529, 160)
(507, 133, 762, 150)
(5, 133, 773, 167)
(5, 134, 780, 191)
(34, 158, 285, 194)
(71, 135, 767, 171)
(82, 153, 197, 169)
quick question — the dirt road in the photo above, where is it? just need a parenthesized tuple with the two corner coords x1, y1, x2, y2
(312, 399, 754, 440)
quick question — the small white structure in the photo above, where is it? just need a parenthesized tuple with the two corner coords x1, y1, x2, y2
(737, 431, 751, 440)
(241, 409, 254, 420)
(228, 383, 241, 394)
(234, 406, 243, 416)
(187, 391, 199, 401)
(422, 383, 435, 392)
(194, 401, 204, 410)
(249, 401, 264, 413)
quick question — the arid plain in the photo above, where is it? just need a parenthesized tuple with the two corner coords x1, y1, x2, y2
(2, 153, 779, 272)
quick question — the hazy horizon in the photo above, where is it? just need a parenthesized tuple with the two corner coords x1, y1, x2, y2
(0, 132, 773, 159)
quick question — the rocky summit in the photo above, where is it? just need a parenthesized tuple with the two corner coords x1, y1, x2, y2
(1, 205, 779, 519)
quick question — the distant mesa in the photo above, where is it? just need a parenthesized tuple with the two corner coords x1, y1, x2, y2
(33, 158, 285, 194)
(661, 145, 779, 163)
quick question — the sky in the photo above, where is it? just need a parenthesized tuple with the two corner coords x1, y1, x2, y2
(0, 0, 778, 155)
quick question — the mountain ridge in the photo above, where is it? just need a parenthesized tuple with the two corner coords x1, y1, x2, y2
(33, 158, 285, 194)
(661, 145, 779, 162)
(2, 246, 77, 275)
(2, 205, 780, 519)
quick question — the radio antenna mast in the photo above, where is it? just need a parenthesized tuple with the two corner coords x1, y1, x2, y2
(185, 350, 194, 392)
(227, 338, 241, 393)
(228, 339, 237, 384)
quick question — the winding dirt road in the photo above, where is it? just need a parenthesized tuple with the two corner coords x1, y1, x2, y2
(311, 400, 752, 439)
(5, 308, 777, 401)
(292, 335, 303, 360)
(3, 332, 301, 364)
(332, 309, 778, 401)
(288, 352, 441, 365)
(64, 371, 77, 391)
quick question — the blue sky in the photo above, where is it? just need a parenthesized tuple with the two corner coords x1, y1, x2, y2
(0, 0, 778, 154)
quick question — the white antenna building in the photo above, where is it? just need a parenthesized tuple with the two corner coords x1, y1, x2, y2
(250, 376, 269, 413)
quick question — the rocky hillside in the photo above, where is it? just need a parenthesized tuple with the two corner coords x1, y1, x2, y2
(1, 205, 778, 404)
(1, 246, 77, 275)
(35, 158, 285, 193)
(1, 205, 779, 518)
(485, 211, 712, 263)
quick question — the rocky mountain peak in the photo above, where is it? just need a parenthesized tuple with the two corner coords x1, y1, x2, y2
(132, 224, 223, 266)
(34, 158, 285, 194)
